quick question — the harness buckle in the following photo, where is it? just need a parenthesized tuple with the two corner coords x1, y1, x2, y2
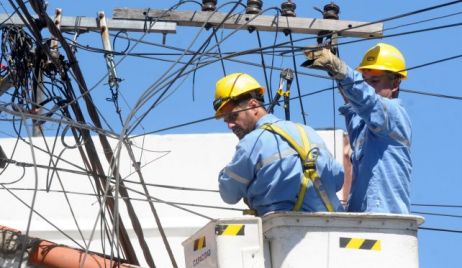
(304, 160, 316, 170)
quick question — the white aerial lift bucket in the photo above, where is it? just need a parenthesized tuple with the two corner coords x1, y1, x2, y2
(182, 212, 424, 268)
(262, 212, 424, 268)
(182, 216, 264, 268)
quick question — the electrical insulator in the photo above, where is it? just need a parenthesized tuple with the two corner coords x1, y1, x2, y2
(246, 0, 263, 14)
(322, 2, 340, 20)
(281, 1, 296, 17)
(202, 0, 217, 11)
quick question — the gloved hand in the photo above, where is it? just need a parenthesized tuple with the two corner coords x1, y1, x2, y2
(301, 47, 347, 80)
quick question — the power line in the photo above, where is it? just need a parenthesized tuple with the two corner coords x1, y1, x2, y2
(412, 203, 462, 208)
(384, 10, 462, 32)
(121, 178, 219, 193)
(401, 88, 462, 100)
(412, 211, 462, 219)
(1, 187, 236, 211)
(419, 226, 462, 234)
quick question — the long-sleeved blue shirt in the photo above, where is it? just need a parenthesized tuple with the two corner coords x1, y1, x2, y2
(218, 114, 344, 216)
(338, 67, 412, 214)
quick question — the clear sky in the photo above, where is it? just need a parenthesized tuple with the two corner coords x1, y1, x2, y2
(1, 1, 462, 267)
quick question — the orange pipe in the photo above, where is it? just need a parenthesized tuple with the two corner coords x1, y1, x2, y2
(28, 240, 137, 268)
(0, 225, 20, 233)
(0, 225, 138, 267)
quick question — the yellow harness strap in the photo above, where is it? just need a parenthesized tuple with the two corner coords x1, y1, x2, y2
(261, 123, 334, 212)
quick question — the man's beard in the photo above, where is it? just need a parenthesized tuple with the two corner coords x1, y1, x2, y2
(232, 126, 249, 140)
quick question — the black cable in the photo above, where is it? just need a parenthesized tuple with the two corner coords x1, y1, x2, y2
(1, 184, 86, 248)
(134, 85, 333, 137)
(2, 187, 241, 212)
(0, 100, 118, 139)
(212, 29, 227, 76)
(66, 35, 327, 80)
(405, 53, 462, 73)
(125, 3, 287, 134)
(192, 29, 214, 101)
(384, 10, 462, 32)
(1, 123, 217, 208)
(419, 226, 462, 234)
(412, 211, 462, 219)
(412, 203, 462, 208)
(261, 7, 283, 108)
(132, 114, 216, 136)
(126, 0, 245, 135)
(0, 3, 20, 27)
(47, 149, 91, 248)
(342, 0, 462, 34)
(287, 31, 307, 125)
(255, 29, 272, 103)
(112, 178, 215, 220)
(121, 178, 219, 193)
(401, 88, 462, 101)
(112, 31, 130, 54)
(0, 24, 120, 140)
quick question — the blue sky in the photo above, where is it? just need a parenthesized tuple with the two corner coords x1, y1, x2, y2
(2, 1, 462, 267)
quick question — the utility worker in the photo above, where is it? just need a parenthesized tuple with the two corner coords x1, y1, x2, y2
(213, 72, 344, 216)
(303, 43, 412, 214)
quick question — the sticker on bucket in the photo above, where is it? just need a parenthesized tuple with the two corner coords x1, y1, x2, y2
(339, 237, 381, 251)
(215, 224, 245, 236)
(193, 236, 206, 251)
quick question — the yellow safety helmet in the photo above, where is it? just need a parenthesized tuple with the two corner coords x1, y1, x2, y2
(213, 73, 265, 117)
(357, 43, 407, 79)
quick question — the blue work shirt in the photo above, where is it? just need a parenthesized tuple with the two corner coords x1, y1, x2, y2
(218, 114, 344, 216)
(338, 67, 412, 214)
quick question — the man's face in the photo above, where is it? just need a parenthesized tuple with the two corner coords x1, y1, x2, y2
(362, 69, 400, 98)
(221, 100, 256, 140)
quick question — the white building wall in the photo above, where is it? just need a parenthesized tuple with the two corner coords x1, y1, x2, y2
(0, 130, 344, 267)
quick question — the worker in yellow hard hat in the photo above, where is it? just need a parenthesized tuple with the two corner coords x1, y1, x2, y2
(213, 72, 345, 216)
(302, 43, 412, 214)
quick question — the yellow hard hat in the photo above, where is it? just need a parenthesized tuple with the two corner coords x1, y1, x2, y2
(213, 73, 265, 117)
(357, 43, 407, 79)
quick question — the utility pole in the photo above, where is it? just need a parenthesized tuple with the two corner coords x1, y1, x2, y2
(0, 13, 176, 33)
(112, 8, 383, 38)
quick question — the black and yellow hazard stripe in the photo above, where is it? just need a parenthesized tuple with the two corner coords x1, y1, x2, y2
(215, 224, 245, 236)
(339, 237, 381, 251)
(193, 236, 206, 251)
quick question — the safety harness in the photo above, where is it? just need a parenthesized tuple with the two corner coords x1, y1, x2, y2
(260, 123, 334, 212)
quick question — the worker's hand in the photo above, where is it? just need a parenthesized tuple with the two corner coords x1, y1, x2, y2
(301, 47, 347, 80)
